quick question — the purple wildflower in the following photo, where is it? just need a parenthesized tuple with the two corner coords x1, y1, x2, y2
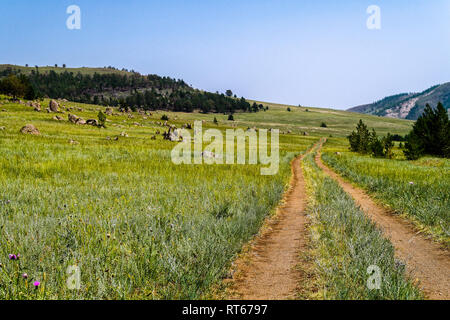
(8, 254, 18, 260)
(22, 273, 28, 279)
(33, 281, 40, 288)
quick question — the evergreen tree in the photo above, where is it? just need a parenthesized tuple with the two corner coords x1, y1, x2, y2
(348, 120, 371, 153)
(404, 102, 450, 159)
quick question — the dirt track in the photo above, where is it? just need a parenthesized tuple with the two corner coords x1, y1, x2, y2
(315, 143, 450, 300)
(229, 150, 311, 299)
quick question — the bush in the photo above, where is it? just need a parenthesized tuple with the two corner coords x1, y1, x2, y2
(228, 114, 234, 121)
(161, 115, 169, 121)
(287, 107, 291, 112)
(97, 111, 106, 128)
(320, 122, 327, 128)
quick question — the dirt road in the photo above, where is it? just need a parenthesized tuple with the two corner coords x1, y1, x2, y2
(229, 149, 311, 299)
(315, 143, 450, 300)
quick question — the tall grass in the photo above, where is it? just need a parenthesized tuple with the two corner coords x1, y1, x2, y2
(322, 150, 450, 243)
(0, 98, 316, 299)
(302, 149, 422, 300)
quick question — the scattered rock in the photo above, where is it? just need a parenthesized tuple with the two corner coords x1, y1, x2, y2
(120, 132, 128, 137)
(49, 100, 60, 112)
(0, 126, 5, 131)
(52, 115, 64, 121)
(86, 119, 99, 126)
(105, 107, 113, 116)
(163, 128, 182, 142)
(20, 124, 40, 135)
(68, 114, 86, 125)
(151, 135, 157, 140)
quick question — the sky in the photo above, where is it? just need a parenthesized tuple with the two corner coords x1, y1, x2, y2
(1, 0, 449, 109)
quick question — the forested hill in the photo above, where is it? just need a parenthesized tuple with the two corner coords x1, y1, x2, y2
(348, 82, 450, 120)
(0, 64, 258, 114)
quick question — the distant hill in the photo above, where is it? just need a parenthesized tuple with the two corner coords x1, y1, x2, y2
(0, 64, 256, 114)
(348, 83, 450, 120)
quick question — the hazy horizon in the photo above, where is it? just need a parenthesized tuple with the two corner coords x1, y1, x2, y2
(1, 0, 449, 109)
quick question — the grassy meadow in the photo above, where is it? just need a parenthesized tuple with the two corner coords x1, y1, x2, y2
(321, 138, 450, 245)
(0, 96, 316, 299)
(0, 94, 440, 300)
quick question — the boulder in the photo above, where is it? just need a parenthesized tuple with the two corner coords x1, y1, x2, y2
(163, 128, 182, 142)
(49, 100, 60, 112)
(105, 107, 113, 116)
(86, 119, 99, 126)
(68, 114, 79, 123)
(0, 126, 5, 131)
(52, 115, 64, 121)
(20, 124, 40, 135)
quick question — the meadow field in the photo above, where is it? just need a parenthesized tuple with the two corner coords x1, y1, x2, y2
(0, 96, 316, 299)
(0, 96, 445, 300)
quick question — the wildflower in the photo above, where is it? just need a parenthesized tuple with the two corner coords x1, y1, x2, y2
(8, 254, 18, 260)
(33, 281, 40, 288)
(409, 182, 414, 185)
(22, 273, 28, 279)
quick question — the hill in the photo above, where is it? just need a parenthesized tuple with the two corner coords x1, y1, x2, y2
(0, 64, 254, 114)
(348, 83, 450, 120)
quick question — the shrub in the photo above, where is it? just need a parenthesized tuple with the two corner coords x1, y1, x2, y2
(320, 122, 327, 128)
(228, 114, 234, 121)
(161, 114, 169, 121)
(97, 111, 106, 128)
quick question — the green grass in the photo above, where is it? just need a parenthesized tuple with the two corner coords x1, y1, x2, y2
(0, 94, 428, 300)
(246, 100, 414, 137)
(0, 96, 316, 299)
(302, 146, 423, 300)
(322, 138, 450, 244)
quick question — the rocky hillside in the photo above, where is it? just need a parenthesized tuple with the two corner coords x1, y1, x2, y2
(348, 83, 450, 120)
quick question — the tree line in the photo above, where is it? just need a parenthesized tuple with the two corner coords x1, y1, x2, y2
(0, 67, 259, 114)
(348, 102, 449, 160)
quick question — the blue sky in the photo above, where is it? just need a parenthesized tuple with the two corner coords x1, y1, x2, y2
(1, 0, 449, 109)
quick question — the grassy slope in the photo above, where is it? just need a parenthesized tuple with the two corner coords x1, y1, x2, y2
(246, 100, 413, 137)
(0, 64, 131, 76)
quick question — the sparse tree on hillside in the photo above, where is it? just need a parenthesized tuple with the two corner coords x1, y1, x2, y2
(226, 90, 233, 97)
